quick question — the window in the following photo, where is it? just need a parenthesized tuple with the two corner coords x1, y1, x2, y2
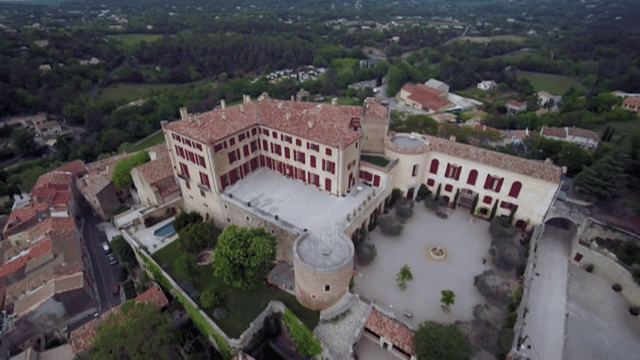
(296, 139, 302, 146)
(185, 139, 192, 147)
(445, 164, 462, 180)
(509, 181, 522, 198)
(263, 139, 269, 151)
(243, 162, 250, 176)
(467, 170, 478, 185)
(427, 178, 435, 186)
(310, 173, 320, 187)
(307, 142, 320, 152)
(229, 137, 236, 146)
(251, 128, 257, 136)
(360, 171, 373, 182)
(325, 285, 330, 292)
(284, 147, 290, 159)
(200, 189, 206, 197)
(243, 144, 249, 157)
(238, 133, 246, 142)
(412, 164, 419, 176)
(355, 141, 358, 149)
(179, 163, 190, 179)
(323, 160, 335, 174)
(325, 178, 332, 192)
(298, 169, 306, 182)
(272, 131, 278, 139)
(373, 175, 380, 187)
(445, 184, 453, 192)
(198, 155, 206, 169)
(294, 150, 305, 164)
(326, 148, 332, 156)
(283, 135, 292, 144)
(274, 144, 282, 156)
(500, 201, 516, 210)
(483, 196, 493, 204)
(250, 140, 258, 153)
(310, 155, 316, 168)
(228, 150, 239, 164)
(199, 172, 210, 188)
(188, 151, 195, 164)
(484, 175, 504, 192)
(195, 143, 202, 151)
(429, 159, 439, 174)
(263, 129, 270, 136)
(220, 174, 229, 190)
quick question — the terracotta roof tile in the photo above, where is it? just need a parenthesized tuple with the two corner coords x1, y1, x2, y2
(164, 100, 366, 148)
(365, 310, 415, 356)
(507, 100, 525, 108)
(541, 127, 566, 138)
(55, 160, 88, 177)
(134, 286, 169, 309)
(623, 97, 640, 107)
(403, 83, 452, 111)
(364, 102, 388, 118)
(135, 146, 174, 185)
(0, 238, 53, 278)
(424, 135, 562, 183)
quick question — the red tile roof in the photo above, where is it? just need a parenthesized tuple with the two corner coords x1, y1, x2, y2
(4, 201, 49, 229)
(55, 160, 88, 177)
(135, 146, 173, 185)
(567, 127, 600, 141)
(364, 102, 388, 118)
(365, 310, 416, 356)
(622, 97, 640, 107)
(164, 100, 368, 148)
(541, 126, 566, 138)
(0, 238, 53, 278)
(402, 83, 452, 111)
(507, 100, 525, 108)
(134, 286, 169, 309)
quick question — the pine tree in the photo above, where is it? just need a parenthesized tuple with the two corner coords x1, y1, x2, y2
(574, 151, 630, 202)
(489, 201, 498, 220)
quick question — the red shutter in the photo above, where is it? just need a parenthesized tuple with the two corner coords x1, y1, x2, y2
(325, 178, 332, 192)
(484, 175, 493, 189)
(495, 178, 504, 192)
(455, 167, 461, 181)
(430, 159, 439, 174)
(509, 182, 522, 198)
(243, 145, 249, 157)
(310, 155, 316, 168)
(228, 152, 235, 164)
(445, 184, 453, 192)
(285, 147, 290, 159)
(373, 175, 380, 187)
(483, 196, 492, 204)
(445, 163, 452, 178)
(260, 155, 265, 167)
(427, 178, 435, 186)
(467, 170, 478, 185)
(322, 159, 326, 171)
(301, 153, 305, 164)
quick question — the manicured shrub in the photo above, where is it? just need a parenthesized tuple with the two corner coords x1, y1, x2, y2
(378, 216, 404, 235)
(506, 311, 518, 328)
(395, 198, 414, 219)
(391, 188, 404, 202)
(489, 217, 518, 240)
(355, 243, 377, 266)
(199, 286, 224, 309)
(416, 184, 430, 201)
(586, 263, 595, 273)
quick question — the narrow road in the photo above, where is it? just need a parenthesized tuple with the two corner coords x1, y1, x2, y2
(518, 223, 572, 360)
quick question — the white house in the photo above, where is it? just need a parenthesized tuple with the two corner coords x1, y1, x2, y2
(477, 80, 498, 91)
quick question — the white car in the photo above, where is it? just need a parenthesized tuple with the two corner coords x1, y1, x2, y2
(101, 242, 112, 254)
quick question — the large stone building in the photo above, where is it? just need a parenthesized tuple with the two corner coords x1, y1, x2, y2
(162, 94, 562, 311)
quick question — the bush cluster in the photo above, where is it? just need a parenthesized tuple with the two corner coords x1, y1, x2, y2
(283, 309, 323, 358)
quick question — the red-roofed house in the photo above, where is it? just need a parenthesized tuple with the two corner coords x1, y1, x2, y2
(507, 100, 527, 115)
(540, 126, 600, 149)
(622, 97, 640, 112)
(77, 153, 131, 221)
(399, 83, 454, 113)
(131, 145, 181, 206)
(363, 309, 416, 359)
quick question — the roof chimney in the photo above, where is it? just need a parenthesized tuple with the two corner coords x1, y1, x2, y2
(286, 112, 291, 121)
(331, 97, 337, 105)
(221, 113, 227, 121)
(221, 100, 226, 109)
(544, 157, 552, 165)
(240, 104, 244, 112)
(196, 116, 204, 126)
(308, 120, 315, 129)
(244, 94, 251, 104)
(291, 95, 295, 102)
(179, 107, 188, 120)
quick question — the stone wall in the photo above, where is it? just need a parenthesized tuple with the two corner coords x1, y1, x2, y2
(580, 221, 640, 245)
(573, 244, 640, 306)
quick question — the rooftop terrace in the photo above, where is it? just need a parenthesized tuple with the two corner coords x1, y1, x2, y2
(224, 168, 380, 271)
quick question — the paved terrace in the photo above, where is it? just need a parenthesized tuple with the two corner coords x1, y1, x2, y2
(354, 206, 492, 326)
(225, 168, 380, 269)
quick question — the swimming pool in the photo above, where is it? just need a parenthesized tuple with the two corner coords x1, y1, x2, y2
(154, 222, 176, 238)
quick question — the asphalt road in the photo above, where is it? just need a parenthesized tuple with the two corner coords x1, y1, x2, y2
(82, 213, 122, 311)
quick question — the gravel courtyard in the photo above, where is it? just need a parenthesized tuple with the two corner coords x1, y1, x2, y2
(354, 204, 493, 325)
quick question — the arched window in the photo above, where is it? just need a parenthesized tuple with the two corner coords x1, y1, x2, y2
(509, 181, 522, 198)
(467, 169, 478, 185)
(429, 159, 439, 174)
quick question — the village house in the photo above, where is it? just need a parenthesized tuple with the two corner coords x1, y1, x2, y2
(506, 100, 527, 115)
(130, 145, 181, 207)
(399, 83, 455, 113)
(540, 126, 600, 149)
(622, 97, 640, 113)
(76, 154, 130, 221)
(477, 80, 498, 91)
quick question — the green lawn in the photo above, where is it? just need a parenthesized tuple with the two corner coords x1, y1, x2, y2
(118, 131, 166, 153)
(361, 155, 390, 167)
(515, 71, 587, 95)
(152, 240, 319, 338)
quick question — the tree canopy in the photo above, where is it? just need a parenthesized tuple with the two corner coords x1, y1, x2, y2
(112, 151, 150, 190)
(414, 321, 472, 360)
(177, 221, 220, 254)
(173, 210, 204, 233)
(110, 235, 136, 265)
(89, 301, 178, 360)
(213, 225, 277, 290)
(175, 253, 202, 283)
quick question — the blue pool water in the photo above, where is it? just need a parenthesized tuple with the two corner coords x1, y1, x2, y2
(154, 222, 176, 237)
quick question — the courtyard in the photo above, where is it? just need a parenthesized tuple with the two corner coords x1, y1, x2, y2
(354, 204, 493, 326)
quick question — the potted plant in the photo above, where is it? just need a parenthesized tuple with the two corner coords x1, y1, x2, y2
(440, 290, 455, 312)
(585, 263, 595, 273)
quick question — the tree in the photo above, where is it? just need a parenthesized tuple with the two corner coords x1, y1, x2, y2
(574, 151, 631, 202)
(414, 321, 472, 360)
(489, 201, 498, 220)
(213, 225, 277, 290)
(441, 290, 455, 309)
(397, 264, 413, 290)
(177, 222, 219, 254)
(112, 151, 150, 190)
(175, 253, 202, 283)
(173, 210, 203, 233)
(11, 129, 40, 157)
(470, 195, 479, 215)
(89, 301, 178, 360)
(111, 235, 136, 265)
(198, 285, 223, 309)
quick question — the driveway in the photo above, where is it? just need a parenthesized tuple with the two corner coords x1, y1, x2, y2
(518, 224, 572, 360)
(565, 263, 640, 360)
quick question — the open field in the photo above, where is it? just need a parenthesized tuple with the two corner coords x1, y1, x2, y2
(118, 131, 166, 154)
(455, 35, 527, 43)
(152, 240, 319, 338)
(516, 71, 587, 95)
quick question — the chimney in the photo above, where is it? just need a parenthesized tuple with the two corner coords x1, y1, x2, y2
(221, 113, 227, 121)
(196, 116, 204, 126)
(449, 135, 456, 142)
(331, 97, 337, 105)
(291, 95, 295, 102)
(221, 100, 226, 109)
(240, 104, 244, 113)
(525, 127, 529, 136)
(308, 120, 315, 129)
(286, 112, 291, 121)
(179, 107, 188, 120)
(244, 94, 251, 104)
(160, 120, 167, 128)
(544, 157, 552, 165)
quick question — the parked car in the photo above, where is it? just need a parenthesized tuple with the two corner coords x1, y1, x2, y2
(107, 253, 117, 266)
(101, 242, 112, 254)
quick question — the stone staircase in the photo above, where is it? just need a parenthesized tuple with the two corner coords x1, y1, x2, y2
(320, 292, 358, 322)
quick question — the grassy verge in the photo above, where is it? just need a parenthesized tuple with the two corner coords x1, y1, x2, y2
(152, 241, 319, 338)
(118, 131, 166, 153)
(515, 71, 587, 95)
(361, 155, 390, 167)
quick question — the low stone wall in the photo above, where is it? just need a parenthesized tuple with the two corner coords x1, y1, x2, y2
(581, 220, 640, 245)
(574, 244, 640, 306)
